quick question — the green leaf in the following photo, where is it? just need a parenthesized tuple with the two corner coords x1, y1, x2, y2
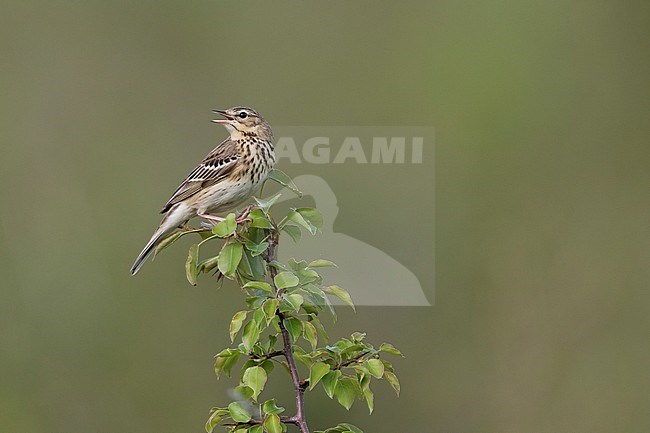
(199, 256, 220, 273)
(311, 317, 329, 342)
(365, 359, 384, 379)
(354, 365, 370, 382)
(288, 258, 308, 271)
(296, 269, 320, 285)
(321, 370, 341, 398)
(323, 295, 337, 322)
(309, 361, 330, 390)
(244, 240, 269, 256)
(254, 192, 282, 211)
(268, 261, 287, 272)
(363, 387, 374, 414)
(302, 283, 328, 307)
(324, 285, 355, 311)
(228, 402, 251, 423)
(154, 231, 184, 258)
(384, 371, 400, 396)
(185, 244, 199, 286)
(263, 413, 283, 433)
(278, 301, 293, 314)
(214, 349, 241, 378)
(292, 345, 311, 367)
(239, 359, 256, 381)
(283, 293, 304, 312)
(274, 271, 299, 289)
(328, 339, 352, 354)
(205, 408, 227, 433)
(315, 424, 364, 433)
(245, 295, 266, 310)
(239, 248, 267, 280)
(241, 320, 261, 352)
(282, 317, 302, 343)
(286, 208, 322, 235)
(261, 399, 285, 415)
(242, 366, 267, 401)
(308, 259, 337, 268)
(212, 213, 237, 237)
(253, 304, 266, 332)
(301, 301, 319, 316)
(302, 321, 318, 351)
(340, 423, 364, 433)
(334, 378, 357, 410)
(341, 347, 365, 362)
(252, 307, 266, 329)
(232, 385, 254, 400)
(268, 169, 302, 197)
(379, 343, 403, 356)
(249, 426, 263, 433)
(218, 242, 243, 277)
(381, 359, 394, 373)
(229, 310, 248, 343)
(262, 299, 279, 323)
(281, 225, 301, 243)
(297, 208, 323, 232)
(249, 209, 273, 229)
(257, 360, 274, 376)
(254, 314, 269, 333)
(243, 281, 274, 293)
(264, 335, 278, 354)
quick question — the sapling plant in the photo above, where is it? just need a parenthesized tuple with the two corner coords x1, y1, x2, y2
(156, 171, 402, 433)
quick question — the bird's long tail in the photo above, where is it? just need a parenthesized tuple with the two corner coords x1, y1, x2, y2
(130, 204, 191, 275)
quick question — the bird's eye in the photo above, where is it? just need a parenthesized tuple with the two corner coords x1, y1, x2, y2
(238, 112, 248, 119)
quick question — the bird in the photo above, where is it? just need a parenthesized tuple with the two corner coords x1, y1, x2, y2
(130, 106, 275, 275)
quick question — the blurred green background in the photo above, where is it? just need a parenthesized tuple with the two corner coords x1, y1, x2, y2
(1, 1, 649, 432)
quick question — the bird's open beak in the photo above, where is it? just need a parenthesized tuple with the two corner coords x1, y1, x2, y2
(211, 110, 234, 124)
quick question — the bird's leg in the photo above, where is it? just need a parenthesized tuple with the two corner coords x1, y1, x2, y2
(198, 213, 225, 226)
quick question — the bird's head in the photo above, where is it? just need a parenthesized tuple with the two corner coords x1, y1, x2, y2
(212, 106, 273, 141)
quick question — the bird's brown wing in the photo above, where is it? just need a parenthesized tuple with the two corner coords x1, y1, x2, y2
(160, 138, 241, 213)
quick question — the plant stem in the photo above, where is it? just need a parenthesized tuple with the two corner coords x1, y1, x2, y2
(336, 349, 372, 370)
(278, 313, 309, 433)
(266, 227, 310, 433)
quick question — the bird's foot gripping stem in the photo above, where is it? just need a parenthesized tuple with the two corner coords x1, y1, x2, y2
(198, 205, 255, 226)
(235, 204, 255, 224)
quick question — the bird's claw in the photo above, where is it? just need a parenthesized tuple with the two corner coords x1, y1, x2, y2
(235, 204, 255, 224)
(235, 216, 252, 224)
